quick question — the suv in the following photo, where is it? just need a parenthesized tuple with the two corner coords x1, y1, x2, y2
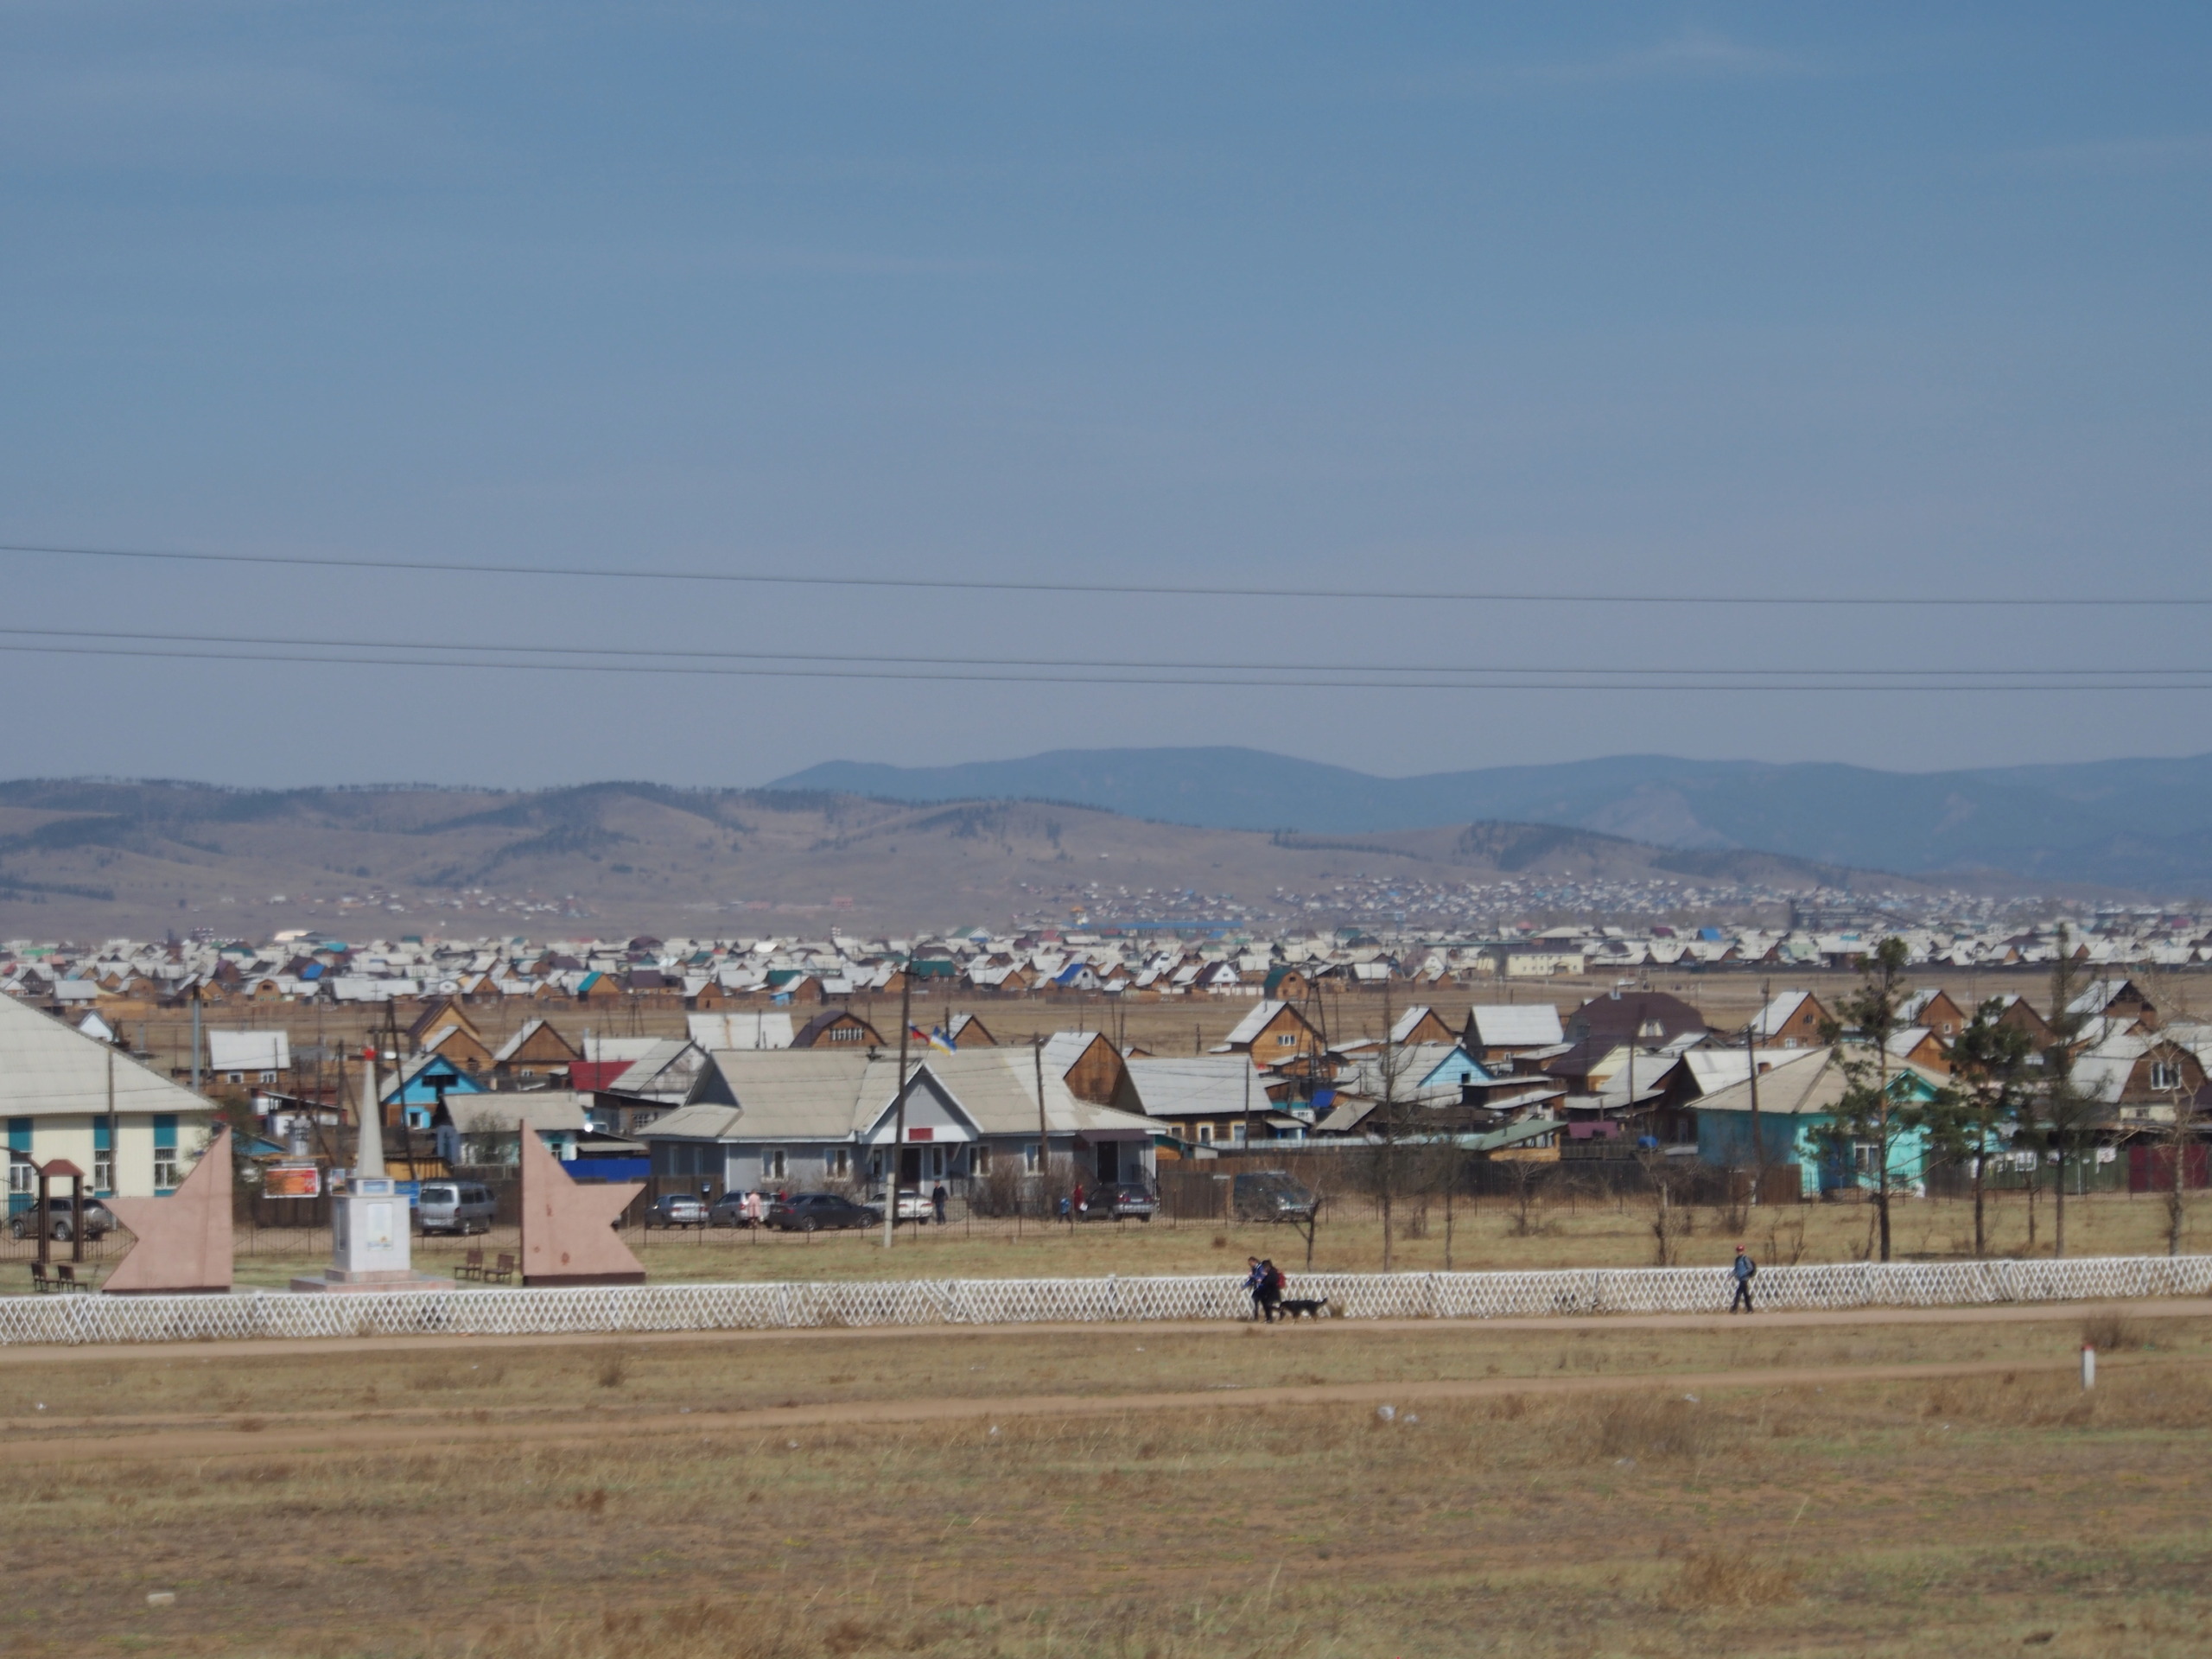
(649, 1192, 709, 1229)
(9, 1197, 118, 1243)
(708, 1190, 765, 1228)
(416, 1182, 497, 1236)
(1231, 1171, 1318, 1223)
(767, 1192, 881, 1232)
(1082, 1182, 1158, 1222)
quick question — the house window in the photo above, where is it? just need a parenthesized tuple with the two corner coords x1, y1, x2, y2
(93, 1119, 112, 1195)
(765, 1148, 787, 1180)
(828, 1147, 850, 1179)
(1197, 1123, 1214, 1145)
(972, 1145, 991, 1176)
(154, 1114, 180, 1192)
(1852, 1142, 1880, 1176)
(830, 1025, 861, 1043)
(1230, 1121, 1249, 1145)
(1275, 1033, 1295, 1046)
(2151, 1060, 2181, 1092)
(1024, 1142, 1040, 1173)
(927, 1147, 946, 1179)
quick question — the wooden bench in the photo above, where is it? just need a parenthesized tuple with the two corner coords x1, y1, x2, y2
(486, 1253, 517, 1286)
(28, 1262, 88, 1294)
(455, 1248, 486, 1282)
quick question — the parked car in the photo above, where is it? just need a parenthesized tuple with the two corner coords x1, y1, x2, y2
(766, 1192, 881, 1232)
(9, 1197, 118, 1243)
(416, 1181, 497, 1236)
(649, 1192, 709, 1229)
(708, 1190, 766, 1228)
(866, 1188, 933, 1224)
(1232, 1171, 1318, 1223)
(1081, 1182, 1158, 1222)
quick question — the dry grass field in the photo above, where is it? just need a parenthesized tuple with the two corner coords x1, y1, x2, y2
(2, 1304, 2209, 1657)
(180, 1191, 2207, 1292)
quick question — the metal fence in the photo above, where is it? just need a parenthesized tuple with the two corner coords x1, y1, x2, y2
(0, 1254, 2207, 1345)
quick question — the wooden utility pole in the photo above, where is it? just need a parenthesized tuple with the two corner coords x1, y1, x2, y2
(883, 968, 912, 1248)
(1746, 978, 1769, 1191)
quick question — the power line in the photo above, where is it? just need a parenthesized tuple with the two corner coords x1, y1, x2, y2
(0, 624, 2199, 679)
(3, 538, 2205, 608)
(0, 638, 2206, 692)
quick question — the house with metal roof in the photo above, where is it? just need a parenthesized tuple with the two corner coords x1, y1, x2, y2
(0, 991, 219, 1201)
(1690, 1046, 1948, 1197)
(644, 1048, 1160, 1198)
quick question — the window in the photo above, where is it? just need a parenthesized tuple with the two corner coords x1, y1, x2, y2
(1024, 1142, 1040, 1173)
(154, 1114, 180, 1192)
(927, 1147, 945, 1179)
(1852, 1142, 1880, 1176)
(1230, 1121, 1249, 1145)
(971, 1145, 991, 1176)
(1197, 1123, 1214, 1145)
(765, 1148, 787, 1180)
(1275, 1033, 1295, 1046)
(830, 1025, 862, 1043)
(2151, 1060, 2181, 1092)
(828, 1147, 850, 1179)
(93, 1119, 112, 1195)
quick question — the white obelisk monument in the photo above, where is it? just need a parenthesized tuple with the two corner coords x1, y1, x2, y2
(293, 1050, 450, 1292)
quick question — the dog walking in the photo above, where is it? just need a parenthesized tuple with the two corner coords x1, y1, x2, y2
(1730, 1243, 1757, 1313)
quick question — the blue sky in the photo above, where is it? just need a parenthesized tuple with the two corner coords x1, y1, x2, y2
(3, 3, 2208, 788)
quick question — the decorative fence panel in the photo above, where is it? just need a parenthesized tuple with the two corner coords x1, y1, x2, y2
(0, 1255, 2207, 1346)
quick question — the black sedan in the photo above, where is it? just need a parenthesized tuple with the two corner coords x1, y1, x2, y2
(766, 1192, 882, 1233)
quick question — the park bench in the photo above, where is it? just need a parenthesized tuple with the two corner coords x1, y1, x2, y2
(28, 1262, 88, 1294)
(455, 1248, 486, 1282)
(486, 1253, 516, 1286)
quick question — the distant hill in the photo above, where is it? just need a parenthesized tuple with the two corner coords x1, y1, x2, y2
(0, 778, 1940, 939)
(774, 747, 2212, 893)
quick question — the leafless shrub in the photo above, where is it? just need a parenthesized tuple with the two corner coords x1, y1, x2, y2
(594, 1349, 629, 1390)
(2082, 1310, 2145, 1351)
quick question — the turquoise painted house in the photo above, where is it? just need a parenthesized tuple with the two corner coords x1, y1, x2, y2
(1693, 1046, 1947, 1197)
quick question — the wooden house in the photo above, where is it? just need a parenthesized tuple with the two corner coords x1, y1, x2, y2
(1220, 1000, 1322, 1069)
(791, 1009, 885, 1049)
(493, 1018, 582, 1081)
(945, 1012, 997, 1048)
(1042, 1030, 1140, 1110)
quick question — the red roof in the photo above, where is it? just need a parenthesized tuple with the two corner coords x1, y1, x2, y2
(569, 1060, 636, 1091)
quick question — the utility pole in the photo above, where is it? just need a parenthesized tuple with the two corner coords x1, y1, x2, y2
(1033, 1034, 1050, 1216)
(1746, 979, 1769, 1192)
(882, 966, 912, 1248)
(189, 986, 203, 1097)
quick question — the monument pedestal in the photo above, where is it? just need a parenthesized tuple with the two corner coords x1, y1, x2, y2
(289, 1179, 454, 1294)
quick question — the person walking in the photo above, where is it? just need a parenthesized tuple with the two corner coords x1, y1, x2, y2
(1071, 1179, 1087, 1219)
(930, 1180, 949, 1226)
(1258, 1259, 1285, 1324)
(1730, 1243, 1757, 1313)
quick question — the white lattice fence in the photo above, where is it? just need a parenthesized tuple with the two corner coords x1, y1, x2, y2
(1, 1255, 2207, 1346)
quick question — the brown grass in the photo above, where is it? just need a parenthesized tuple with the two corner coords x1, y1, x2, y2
(5, 1319, 2212, 1657)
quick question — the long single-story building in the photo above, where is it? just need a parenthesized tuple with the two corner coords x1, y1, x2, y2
(642, 1048, 1160, 1194)
(0, 992, 220, 1203)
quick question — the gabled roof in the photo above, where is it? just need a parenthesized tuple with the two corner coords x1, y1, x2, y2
(1224, 999, 1311, 1047)
(0, 994, 215, 1119)
(674, 1048, 1156, 1143)
(1465, 1005, 1565, 1047)
(687, 1011, 794, 1050)
(1124, 1056, 1268, 1119)
(1692, 1046, 1944, 1117)
(1750, 991, 1819, 1038)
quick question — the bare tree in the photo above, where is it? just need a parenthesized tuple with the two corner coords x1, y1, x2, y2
(2038, 929, 2104, 1259)
(1944, 1000, 2035, 1258)
(1818, 937, 1918, 1262)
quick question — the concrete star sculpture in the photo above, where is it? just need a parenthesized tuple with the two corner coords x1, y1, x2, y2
(518, 1122, 645, 1287)
(103, 1123, 233, 1295)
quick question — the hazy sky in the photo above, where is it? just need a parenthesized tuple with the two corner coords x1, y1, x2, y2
(3, 3, 2209, 789)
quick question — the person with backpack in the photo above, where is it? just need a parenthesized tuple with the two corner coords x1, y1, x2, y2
(1243, 1256, 1268, 1321)
(1257, 1259, 1286, 1324)
(1731, 1243, 1757, 1313)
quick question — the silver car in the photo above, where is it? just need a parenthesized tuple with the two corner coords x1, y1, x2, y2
(416, 1181, 497, 1236)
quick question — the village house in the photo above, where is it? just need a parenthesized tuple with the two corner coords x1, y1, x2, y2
(1690, 1046, 1948, 1198)
(644, 1048, 1160, 1198)
(791, 1009, 885, 1050)
(0, 993, 220, 1199)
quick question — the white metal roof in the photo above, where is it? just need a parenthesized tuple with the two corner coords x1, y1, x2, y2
(1465, 1005, 1564, 1047)
(0, 993, 216, 1120)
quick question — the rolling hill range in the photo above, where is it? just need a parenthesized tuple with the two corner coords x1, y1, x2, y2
(775, 747, 2212, 893)
(0, 779, 1942, 940)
